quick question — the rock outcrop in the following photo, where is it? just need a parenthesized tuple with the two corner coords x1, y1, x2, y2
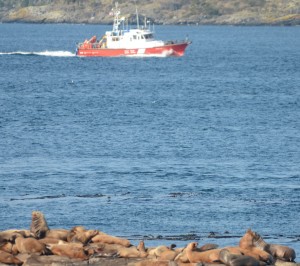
(0, 0, 299, 25)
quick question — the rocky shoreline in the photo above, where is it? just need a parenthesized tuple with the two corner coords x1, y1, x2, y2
(0, 3, 300, 26)
(1, 16, 300, 26)
(0, 211, 299, 266)
(5, 255, 300, 266)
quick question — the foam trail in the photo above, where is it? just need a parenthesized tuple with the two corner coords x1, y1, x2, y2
(0, 51, 76, 57)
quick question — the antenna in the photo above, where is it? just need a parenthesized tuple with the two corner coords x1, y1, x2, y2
(135, 0, 139, 29)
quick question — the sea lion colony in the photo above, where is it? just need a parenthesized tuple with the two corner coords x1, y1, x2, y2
(0, 211, 298, 266)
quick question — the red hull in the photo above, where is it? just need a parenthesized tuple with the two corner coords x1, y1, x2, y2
(76, 42, 190, 57)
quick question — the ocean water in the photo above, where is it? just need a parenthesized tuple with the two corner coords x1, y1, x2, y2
(0, 24, 299, 259)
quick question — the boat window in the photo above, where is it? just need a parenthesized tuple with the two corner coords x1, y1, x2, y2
(133, 35, 137, 39)
(112, 37, 119, 41)
(144, 34, 153, 39)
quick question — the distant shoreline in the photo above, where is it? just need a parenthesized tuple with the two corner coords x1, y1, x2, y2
(1, 20, 300, 26)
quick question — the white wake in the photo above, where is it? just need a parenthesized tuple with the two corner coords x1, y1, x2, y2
(0, 51, 76, 57)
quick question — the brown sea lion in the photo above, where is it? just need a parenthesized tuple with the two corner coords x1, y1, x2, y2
(223, 246, 244, 255)
(109, 240, 147, 258)
(30, 211, 68, 240)
(30, 211, 49, 238)
(13, 234, 47, 255)
(0, 241, 13, 254)
(38, 237, 63, 245)
(185, 242, 221, 263)
(174, 243, 220, 263)
(174, 248, 189, 263)
(137, 240, 146, 252)
(219, 248, 266, 266)
(147, 245, 174, 258)
(239, 229, 274, 264)
(157, 248, 178, 261)
(47, 241, 83, 248)
(46, 243, 89, 260)
(118, 245, 148, 258)
(0, 229, 30, 243)
(45, 229, 69, 240)
(91, 232, 131, 247)
(86, 242, 121, 257)
(239, 247, 273, 263)
(0, 250, 23, 265)
(253, 232, 296, 262)
(146, 244, 179, 261)
(66, 226, 84, 242)
(66, 226, 99, 244)
(239, 229, 257, 249)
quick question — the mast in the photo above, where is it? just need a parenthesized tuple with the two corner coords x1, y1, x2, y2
(112, 2, 121, 33)
(135, 1, 139, 29)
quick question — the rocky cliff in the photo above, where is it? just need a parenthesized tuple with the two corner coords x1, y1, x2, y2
(0, 0, 299, 25)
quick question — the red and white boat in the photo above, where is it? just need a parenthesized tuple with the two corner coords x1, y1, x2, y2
(76, 3, 191, 57)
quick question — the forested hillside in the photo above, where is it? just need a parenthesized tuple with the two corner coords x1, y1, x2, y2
(0, 0, 299, 25)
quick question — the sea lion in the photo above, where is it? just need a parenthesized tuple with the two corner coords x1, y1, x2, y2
(174, 243, 220, 263)
(157, 248, 178, 261)
(219, 248, 266, 266)
(239, 246, 273, 263)
(45, 229, 69, 240)
(30, 211, 68, 240)
(66, 226, 99, 244)
(38, 237, 63, 245)
(0, 229, 30, 243)
(118, 245, 148, 258)
(239, 229, 257, 249)
(66, 226, 84, 242)
(185, 242, 245, 264)
(12, 234, 47, 255)
(87, 242, 122, 257)
(147, 245, 174, 258)
(46, 243, 89, 260)
(30, 211, 49, 239)
(185, 242, 221, 263)
(239, 229, 274, 264)
(91, 232, 131, 247)
(0, 250, 22, 265)
(0, 241, 13, 254)
(253, 232, 296, 262)
(146, 244, 179, 261)
(174, 248, 189, 263)
(223, 246, 244, 255)
(47, 241, 83, 248)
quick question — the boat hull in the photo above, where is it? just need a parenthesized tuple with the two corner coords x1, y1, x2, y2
(76, 42, 190, 57)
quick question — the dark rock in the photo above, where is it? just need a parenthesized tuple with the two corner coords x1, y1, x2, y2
(22, 254, 88, 266)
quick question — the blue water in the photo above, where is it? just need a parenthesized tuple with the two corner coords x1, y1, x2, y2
(0, 24, 299, 258)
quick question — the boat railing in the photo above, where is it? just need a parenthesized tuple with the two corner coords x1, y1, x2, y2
(164, 39, 190, 45)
